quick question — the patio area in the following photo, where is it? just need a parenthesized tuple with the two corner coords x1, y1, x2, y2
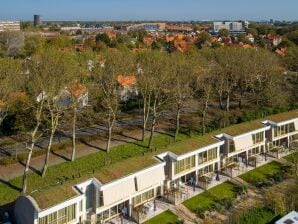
(132, 198, 174, 224)
(165, 173, 230, 205)
(107, 198, 174, 224)
(223, 154, 275, 178)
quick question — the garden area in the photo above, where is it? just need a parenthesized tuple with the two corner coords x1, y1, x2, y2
(183, 181, 242, 218)
(284, 151, 298, 163)
(143, 210, 180, 224)
(230, 207, 280, 224)
(239, 161, 290, 187)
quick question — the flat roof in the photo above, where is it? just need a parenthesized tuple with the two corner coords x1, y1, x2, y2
(265, 110, 298, 123)
(217, 120, 265, 136)
(167, 134, 221, 156)
(20, 110, 298, 209)
(30, 154, 161, 210)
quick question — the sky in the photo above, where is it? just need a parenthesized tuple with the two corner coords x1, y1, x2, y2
(0, 0, 297, 21)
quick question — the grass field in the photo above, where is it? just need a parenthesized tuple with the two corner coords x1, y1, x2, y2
(183, 181, 238, 213)
(239, 161, 284, 186)
(143, 210, 179, 224)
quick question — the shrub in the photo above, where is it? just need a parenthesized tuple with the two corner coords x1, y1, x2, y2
(271, 172, 283, 182)
(195, 207, 206, 218)
(211, 202, 224, 212)
(221, 198, 234, 209)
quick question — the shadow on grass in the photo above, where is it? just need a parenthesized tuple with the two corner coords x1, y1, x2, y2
(0, 178, 22, 192)
(51, 150, 71, 162)
(78, 138, 106, 152)
(18, 160, 42, 176)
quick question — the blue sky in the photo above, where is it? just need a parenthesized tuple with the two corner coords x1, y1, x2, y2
(1, 0, 297, 21)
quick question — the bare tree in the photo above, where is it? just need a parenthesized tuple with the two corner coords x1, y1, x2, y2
(68, 82, 88, 161)
(137, 51, 171, 149)
(169, 53, 195, 141)
(93, 51, 134, 153)
(40, 49, 78, 177)
(194, 66, 214, 135)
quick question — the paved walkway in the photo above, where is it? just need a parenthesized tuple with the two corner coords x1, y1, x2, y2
(0, 124, 170, 181)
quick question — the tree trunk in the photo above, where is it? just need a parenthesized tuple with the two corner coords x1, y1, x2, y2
(106, 114, 114, 153)
(22, 141, 35, 195)
(238, 97, 242, 109)
(202, 111, 206, 135)
(226, 94, 230, 112)
(219, 94, 224, 110)
(148, 101, 157, 150)
(142, 95, 150, 142)
(71, 106, 77, 162)
(42, 128, 55, 177)
(106, 126, 112, 153)
(22, 100, 44, 194)
(174, 107, 181, 142)
(42, 107, 59, 178)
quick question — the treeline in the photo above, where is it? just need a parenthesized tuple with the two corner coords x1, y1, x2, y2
(0, 41, 297, 193)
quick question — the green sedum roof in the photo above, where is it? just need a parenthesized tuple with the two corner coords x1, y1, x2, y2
(265, 110, 298, 123)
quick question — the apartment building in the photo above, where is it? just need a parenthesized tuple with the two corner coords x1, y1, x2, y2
(13, 110, 298, 224)
(213, 21, 249, 35)
(0, 21, 21, 32)
(264, 111, 298, 157)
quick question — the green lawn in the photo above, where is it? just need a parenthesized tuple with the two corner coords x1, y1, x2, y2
(284, 151, 298, 163)
(183, 181, 238, 213)
(234, 207, 280, 224)
(143, 210, 179, 224)
(0, 134, 198, 206)
(239, 161, 284, 186)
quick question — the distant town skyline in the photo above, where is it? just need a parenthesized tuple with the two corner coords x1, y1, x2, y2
(1, 0, 298, 21)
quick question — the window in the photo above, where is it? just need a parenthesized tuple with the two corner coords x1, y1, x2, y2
(38, 204, 76, 224)
(57, 208, 66, 224)
(132, 188, 155, 206)
(98, 191, 104, 208)
(198, 148, 217, 165)
(252, 132, 264, 144)
(174, 155, 195, 175)
(198, 164, 214, 176)
(85, 184, 93, 209)
(198, 151, 207, 164)
(229, 140, 235, 153)
(79, 200, 83, 212)
(274, 123, 295, 137)
(133, 194, 141, 205)
(207, 148, 217, 161)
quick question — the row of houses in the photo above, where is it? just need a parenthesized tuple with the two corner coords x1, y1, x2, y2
(14, 110, 298, 224)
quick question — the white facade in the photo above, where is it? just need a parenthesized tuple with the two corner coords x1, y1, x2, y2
(213, 21, 248, 34)
(14, 111, 298, 224)
(0, 21, 20, 32)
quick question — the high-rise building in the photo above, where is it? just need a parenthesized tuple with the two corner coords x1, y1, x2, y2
(0, 21, 20, 32)
(213, 21, 249, 35)
(34, 14, 41, 26)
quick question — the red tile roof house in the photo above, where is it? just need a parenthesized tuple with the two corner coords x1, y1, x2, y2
(116, 75, 139, 102)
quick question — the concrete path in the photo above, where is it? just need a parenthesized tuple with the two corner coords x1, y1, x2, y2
(0, 124, 170, 181)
